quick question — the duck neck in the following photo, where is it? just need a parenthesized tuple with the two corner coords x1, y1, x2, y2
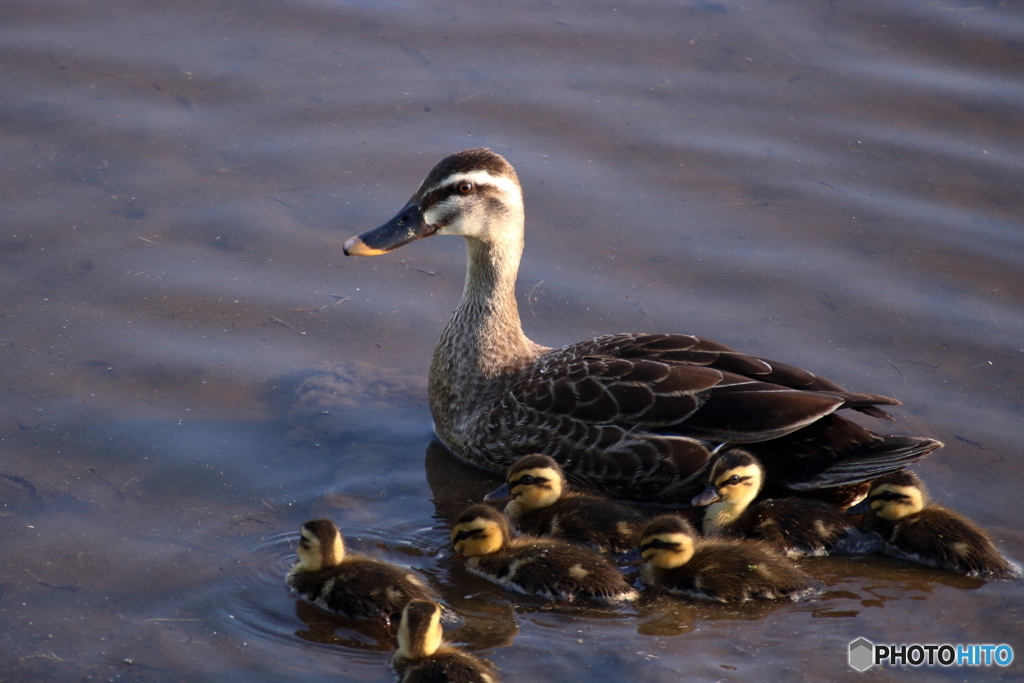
(428, 221, 548, 454)
(504, 499, 526, 521)
(432, 234, 541, 383)
(703, 497, 749, 536)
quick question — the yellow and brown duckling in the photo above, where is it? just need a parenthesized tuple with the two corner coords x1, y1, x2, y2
(450, 504, 638, 603)
(847, 471, 1021, 580)
(692, 449, 878, 557)
(622, 514, 820, 602)
(287, 519, 436, 625)
(483, 454, 649, 553)
(391, 600, 499, 683)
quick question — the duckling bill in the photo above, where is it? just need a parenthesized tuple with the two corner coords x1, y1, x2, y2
(847, 471, 1021, 580)
(287, 519, 436, 625)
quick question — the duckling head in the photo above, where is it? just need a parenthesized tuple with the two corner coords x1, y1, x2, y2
(483, 454, 564, 511)
(451, 504, 509, 557)
(632, 515, 697, 570)
(848, 470, 926, 520)
(296, 519, 345, 571)
(396, 599, 444, 659)
(344, 148, 524, 257)
(691, 449, 763, 533)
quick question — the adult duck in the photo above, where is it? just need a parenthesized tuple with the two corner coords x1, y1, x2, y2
(343, 148, 941, 501)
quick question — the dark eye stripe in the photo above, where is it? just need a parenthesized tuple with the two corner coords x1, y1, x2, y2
(873, 491, 910, 502)
(640, 539, 675, 552)
(511, 474, 547, 486)
(420, 181, 492, 209)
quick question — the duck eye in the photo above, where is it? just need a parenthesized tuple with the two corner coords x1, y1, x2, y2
(458, 181, 473, 193)
(517, 475, 534, 485)
(728, 475, 740, 484)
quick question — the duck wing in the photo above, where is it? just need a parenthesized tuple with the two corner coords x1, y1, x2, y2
(500, 334, 937, 498)
(511, 333, 897, 443)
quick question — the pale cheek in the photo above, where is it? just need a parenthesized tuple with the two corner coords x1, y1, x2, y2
(297, 546, 318, 570)
(442, 214, 470, 237)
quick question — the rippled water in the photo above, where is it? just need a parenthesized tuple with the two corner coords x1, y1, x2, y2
(2, 0, 1023, 681)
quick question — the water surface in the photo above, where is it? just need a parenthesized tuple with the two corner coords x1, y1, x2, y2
(2, 0, 1023, 681)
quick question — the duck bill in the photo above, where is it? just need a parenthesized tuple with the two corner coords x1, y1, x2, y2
(343, 201, 435, 256)
(846, 498, 874, 516)
(483, 483, 513, 503)
(691, 484, 721, 507)
(617, 547, 646, 567)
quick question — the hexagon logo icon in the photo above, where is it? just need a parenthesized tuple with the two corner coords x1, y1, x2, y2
(849, 637, 875, 671)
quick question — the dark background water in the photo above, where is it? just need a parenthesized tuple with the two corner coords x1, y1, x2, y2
(2, 0, 1022, 681)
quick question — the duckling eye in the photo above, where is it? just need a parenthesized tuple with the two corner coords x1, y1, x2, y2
(727, 475, 740, 484)
(516, 475, 535, 485)
(458, 181, 473, 193)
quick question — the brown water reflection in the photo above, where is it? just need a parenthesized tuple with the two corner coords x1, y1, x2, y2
(3, 0, 1023, 681)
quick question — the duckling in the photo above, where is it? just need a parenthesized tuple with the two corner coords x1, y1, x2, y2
(286, 519, 436, 625)
(623, 514, 819, 602)
(450, 504, 638, 602)
(692, 449, 875, 557)
(847, 471, 1021, 580)
(391, 600, 499, 683)
(482, 454, 649, 553)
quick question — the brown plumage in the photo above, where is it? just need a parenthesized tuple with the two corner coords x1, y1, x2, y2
(391, 600, 498, 683)
(286, 519, 436, 625)
(483, 454, 649, 553)
(343, 148, 942, 502)
(450, 504, 638, 603)
(848, 471, 1021, 580)
(692, 449, 880, 557)
(624, 514, 819, 602)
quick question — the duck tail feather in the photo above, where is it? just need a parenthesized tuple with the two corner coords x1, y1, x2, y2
(787, 436, 943, 490)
